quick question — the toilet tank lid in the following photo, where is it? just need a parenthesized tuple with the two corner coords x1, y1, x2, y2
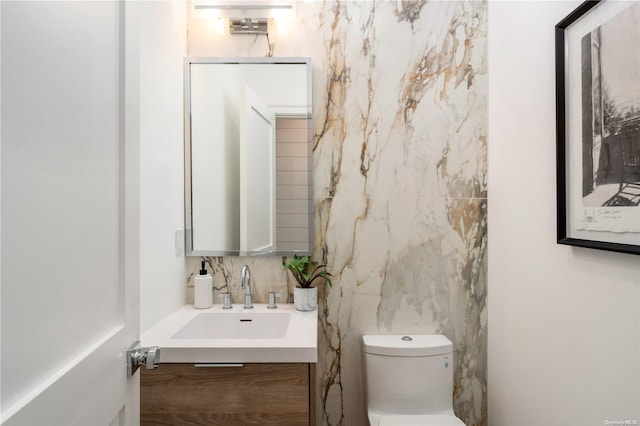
(362, 334, 453, 356)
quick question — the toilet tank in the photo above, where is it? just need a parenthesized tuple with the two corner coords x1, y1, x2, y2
(363, 335, 454, 415)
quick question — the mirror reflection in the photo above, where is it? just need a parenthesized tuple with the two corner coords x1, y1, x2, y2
(185, 58, 313, 256)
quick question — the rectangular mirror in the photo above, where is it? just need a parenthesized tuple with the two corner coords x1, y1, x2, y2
(184, 57, 313, 256)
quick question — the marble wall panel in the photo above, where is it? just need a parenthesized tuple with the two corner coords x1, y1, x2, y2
(186, 1, 487, 425)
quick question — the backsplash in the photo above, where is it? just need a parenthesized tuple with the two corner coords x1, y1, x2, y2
(186, 1, 487, 425)
(186, 256, 294, 305)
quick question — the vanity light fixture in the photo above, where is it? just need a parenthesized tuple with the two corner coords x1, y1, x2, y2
(228, 17, 268, 34)
(192, 1, 294, 35)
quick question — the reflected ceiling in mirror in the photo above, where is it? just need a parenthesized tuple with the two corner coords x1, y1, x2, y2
(185, 57, 313, 257)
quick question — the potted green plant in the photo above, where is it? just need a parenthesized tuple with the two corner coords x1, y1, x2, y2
(282, 255, 332, 311)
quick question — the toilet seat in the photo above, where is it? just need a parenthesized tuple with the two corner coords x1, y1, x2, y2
(379, 414, 466, 426)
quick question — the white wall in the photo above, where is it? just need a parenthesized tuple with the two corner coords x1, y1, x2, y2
(488, 2, 640, 425)
(138, 1, 187, 333)
(190, 65, 240, 251)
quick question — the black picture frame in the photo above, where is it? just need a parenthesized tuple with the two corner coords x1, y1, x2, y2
(556, 0, 640, 255)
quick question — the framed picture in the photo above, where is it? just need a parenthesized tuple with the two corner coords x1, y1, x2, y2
(556, 0, 640, 255)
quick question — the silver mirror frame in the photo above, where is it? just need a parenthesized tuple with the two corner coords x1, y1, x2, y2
(184, 57, 313, 257)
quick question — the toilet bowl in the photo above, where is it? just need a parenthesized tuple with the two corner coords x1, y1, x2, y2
(363, 334, 466, 426)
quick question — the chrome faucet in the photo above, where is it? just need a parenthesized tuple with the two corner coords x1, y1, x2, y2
(240, 264, 253, 309)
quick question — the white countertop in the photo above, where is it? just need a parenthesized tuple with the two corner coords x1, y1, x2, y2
(141, 304, 318, 363)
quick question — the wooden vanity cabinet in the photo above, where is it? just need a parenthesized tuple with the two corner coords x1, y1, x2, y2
(141, 363, 316, 426)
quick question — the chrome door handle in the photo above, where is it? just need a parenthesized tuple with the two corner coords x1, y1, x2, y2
(127, 341, 160, 377)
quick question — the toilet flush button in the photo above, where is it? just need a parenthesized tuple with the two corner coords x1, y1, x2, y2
(401, 336, 413, 341)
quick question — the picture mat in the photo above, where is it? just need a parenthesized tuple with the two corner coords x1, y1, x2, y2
(564, 0, 640, 245)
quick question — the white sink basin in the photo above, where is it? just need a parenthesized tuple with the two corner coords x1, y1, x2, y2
(172, 311, 290, 339)
(140, 304, 317, 363)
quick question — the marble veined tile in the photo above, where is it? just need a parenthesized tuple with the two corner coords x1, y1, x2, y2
(309, 2, 487, 424)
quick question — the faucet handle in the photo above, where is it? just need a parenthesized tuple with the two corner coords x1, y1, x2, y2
(218, 292, 232, 309)
(267, 292, 281, 309)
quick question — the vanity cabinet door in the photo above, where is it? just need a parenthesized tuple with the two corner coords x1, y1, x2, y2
(141, 363, 314, 426)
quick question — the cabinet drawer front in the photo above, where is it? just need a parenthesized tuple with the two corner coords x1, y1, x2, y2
(141, 363, 313, 426)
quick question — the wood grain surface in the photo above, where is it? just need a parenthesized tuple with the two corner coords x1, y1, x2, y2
(141, 363, 314, 426)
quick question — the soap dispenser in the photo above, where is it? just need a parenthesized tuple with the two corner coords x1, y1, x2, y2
(194, 260, 213, 309)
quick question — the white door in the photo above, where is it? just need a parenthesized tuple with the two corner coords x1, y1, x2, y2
(239, 85, 277, 254)
(1, 1, 140, 425)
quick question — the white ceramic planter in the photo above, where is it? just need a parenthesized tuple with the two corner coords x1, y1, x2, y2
(294, 287, 317, 311)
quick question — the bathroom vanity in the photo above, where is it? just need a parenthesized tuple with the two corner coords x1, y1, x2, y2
(141, 55, 319, 425)
(140, 304, 317, 425)
(141, 363, 315, 425)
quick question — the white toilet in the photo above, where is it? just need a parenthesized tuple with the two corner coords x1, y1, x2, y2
(362, 334, 466, 426)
